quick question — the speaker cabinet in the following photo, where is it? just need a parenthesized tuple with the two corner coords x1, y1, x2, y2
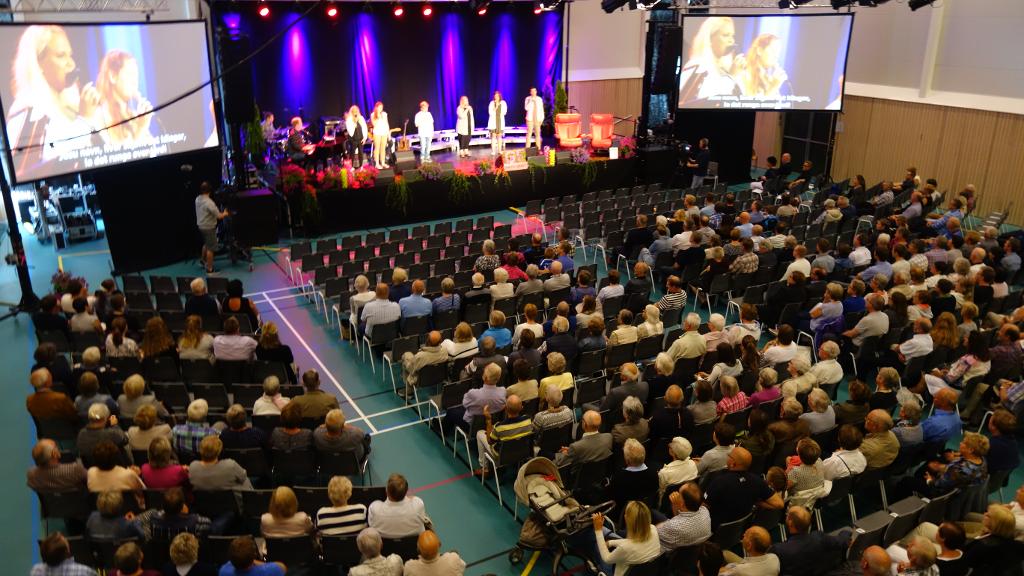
(219, 36, 255, 124)
(395, 150, 417, 173)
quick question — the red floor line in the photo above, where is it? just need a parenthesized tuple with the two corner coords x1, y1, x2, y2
(410, 471, 475, 495)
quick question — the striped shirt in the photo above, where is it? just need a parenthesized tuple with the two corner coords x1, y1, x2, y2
(361, 298, 401, 336)
(316, 503, 368, 536)
(489, 415, 533, 442)
(656, 291, 686, 312)
(533, 406, 574, 433)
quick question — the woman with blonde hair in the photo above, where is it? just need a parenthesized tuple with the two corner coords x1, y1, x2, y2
(256, 321, 296, 382)
(94, 50, 153, 145)
(140, 316, 177, 360)
(442, 322, 478, 359)
(126, 403, 171, 451)
(262, 486, 314, 538)
(117, 374, 169, 420)
(737, 34, 788, 98)
(489, 266, 514, 302)
(140, 436, 188, 489)
(958, 302, 979, 340)
(345, 105, 369, 167)
(369, 101, 390, 169)
(168, 532, 217, 576)
(590, 501, 660, 576)
(636, 305, 663, 339)
(930, 312, 960, 350)
(316, 475, 368, 536)
(177, 315, 214, 361)
(512, 304, 544, 348)
(480, 310, 512, 349)
(455, 95, 474, 157)
(539, 352, 574, 408)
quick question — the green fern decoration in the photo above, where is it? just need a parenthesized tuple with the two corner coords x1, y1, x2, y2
(386, 177, 411, 215)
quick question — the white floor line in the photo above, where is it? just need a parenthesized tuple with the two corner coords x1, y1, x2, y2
(371, 416, 436, 435)
(245, 285, 300, 298)
(260, 291, 378, 433)
(254, 292, 310, 304)
(348, 401, 431, 424)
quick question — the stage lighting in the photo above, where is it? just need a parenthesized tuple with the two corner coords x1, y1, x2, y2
(422, 3, 432, 16)
(533, 3, 543, 14)
(477, 6, 487, 15)
(326, 2, 338, 17)
(392, 2, 404, 16)
(473, 0, 489, 15)
(908, 0, 935, 10)
(257, 1, 269, 17)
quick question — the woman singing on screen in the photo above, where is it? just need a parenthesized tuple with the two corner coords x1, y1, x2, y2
(369, 101, 390, 169)
(95, 50, 154, 145)
(736, 34, 789, 99)
(345, 105, 368, 168)
(455, 96, 474, 158)
(679, 16, 740, 105)
(487, 91, 507, 157)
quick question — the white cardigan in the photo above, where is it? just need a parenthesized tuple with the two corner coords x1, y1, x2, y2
(487, 100, 507, 131)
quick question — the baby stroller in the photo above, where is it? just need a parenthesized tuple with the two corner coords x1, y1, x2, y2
(509, 457, 615, 575)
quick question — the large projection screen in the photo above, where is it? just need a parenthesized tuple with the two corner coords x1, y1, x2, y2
(679, 13, 853, 111)
(0, 21, 219, 184)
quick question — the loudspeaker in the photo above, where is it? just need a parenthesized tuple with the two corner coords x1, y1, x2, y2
(219, 35, 256, 124)
(395, 150, 417, 172)
(652, 25, 682, 93)
(227, 188, 279, 246)
(377, 168, 395, 186)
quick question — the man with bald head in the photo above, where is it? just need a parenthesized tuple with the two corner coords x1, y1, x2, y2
(27, 438, 87, 493)
(403, 529, 466, 576)
(475, 394, 531, 476)
(721, 526, 779, 575)
(860, 409, 900, 469)
(704, 447, 782, 529)
(555, 410, 612, 468)
(861, 546, 891, 576)
(543, 260, 571, 293)
(27, 368, 77, 423)
(401, 331, 448, 395)
(770, 506, 851, 576)
(735, 212, 753, 238)
(399, 279, 433, 322)
(649, 384, 691, 442)
(921, 388, 960, 446)
(657, 481, 711, 552)
(593, 362, 648, 414)
(448, 362, 506, 432)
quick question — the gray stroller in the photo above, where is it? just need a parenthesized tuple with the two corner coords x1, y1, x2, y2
(508, 457, 615, 574)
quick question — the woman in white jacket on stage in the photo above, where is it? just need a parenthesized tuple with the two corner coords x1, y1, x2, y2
(487, 91, 507, 156)
(455, 96, 474, 158)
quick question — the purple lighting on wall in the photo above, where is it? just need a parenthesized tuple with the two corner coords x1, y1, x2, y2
(282, 14, 312, 115)
(490, 14, 517, 107)
(436, 14, 464, 129)
(350, 13, 381, 114)
(222, 12, 241, 30)
(538, 11, 562, 101)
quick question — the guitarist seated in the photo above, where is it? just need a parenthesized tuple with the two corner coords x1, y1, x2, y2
(288, 116, 316, 163)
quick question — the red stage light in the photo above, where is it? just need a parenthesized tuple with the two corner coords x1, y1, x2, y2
(258, 4, 270, 17)
(477, 6, 487, 14)
(393, 4, 404, 16)
(326, 4, 338, 17)
(422, 4, 433, 16)
(533, 4, 542, 13)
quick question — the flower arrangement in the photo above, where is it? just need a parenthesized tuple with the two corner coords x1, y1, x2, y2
(448, 169, 475, 204)
(51, 271, 85, 296)
(280, 164, 307, 196)
(570, 146, 591, 164)
(619, 137, 637, 159)
(419, 162, 444, 181)
(352, 165, 378, 189)
(474, 158, 493, 176)
(318, 166, 345, 193)
(386, 176, 411, 215)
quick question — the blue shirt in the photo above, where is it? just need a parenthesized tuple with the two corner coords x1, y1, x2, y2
(749, 211, 765, 225)
(921, 409, 959, 444)
(31, 559, 97, 576)
(556, 254, 575, 272)
(736, 223, 753, 238)
(399, 294, 433, 319)
(931, 209, 963, 230)
(700, 205, 716, 217)
(220, 562, 286, 576)
(432, 293, 461, 314)
(1002, 252, 1021, 275)
(858, 261, 893, 282)
(842, 296, 865, 315)
(480, 327, 512, 349)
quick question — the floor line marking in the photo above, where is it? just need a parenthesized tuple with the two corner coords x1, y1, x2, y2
(244, 285, 300, 298)
(521, 551, 540, 576)
(352, 401, 431, 424)
(260, 291, 377, 433)
(409, 471, 474, 495)
(254, 292, 310, 304)
(368, 416, 435, 435)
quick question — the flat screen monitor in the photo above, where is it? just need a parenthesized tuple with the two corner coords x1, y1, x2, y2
(679, 13, 853, 111)
(0, 21, 219, 184)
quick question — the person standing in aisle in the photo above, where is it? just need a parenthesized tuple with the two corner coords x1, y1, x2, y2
(370, 101, 390, 169)
(524, 87, 544, 151)
(456, 96, 474, 158)
(414, 101, 435, 164)
(487, 91, 507, 157)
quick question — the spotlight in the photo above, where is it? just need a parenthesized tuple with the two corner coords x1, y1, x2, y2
(538, 0, 561, 11)
(473, 0, 490, 15)
(422, 3, 432, 16)
(326, 2, 338, 17)
(533, 3, 542, 14)
(908, 0, 935, 10)
(258, 1, 270, 17)
(392, 2, 404, 16)
(477, 6, 487, 15)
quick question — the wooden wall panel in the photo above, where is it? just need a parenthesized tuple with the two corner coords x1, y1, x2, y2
(832, 95, 1024, 225)
(566, 78, 643, 136)
(752, 112, 782, 168)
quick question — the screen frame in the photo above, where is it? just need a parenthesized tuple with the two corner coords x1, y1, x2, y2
(0, 19, 221, 185)
(678, 11, 855, 114)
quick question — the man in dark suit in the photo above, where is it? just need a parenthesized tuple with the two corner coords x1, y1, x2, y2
(184, 278, 220, 318)
(32, 295, 71, 340)
(554, 410, 611, 468)
(590, 362, 648, 414)
(771, 506, 851, 576)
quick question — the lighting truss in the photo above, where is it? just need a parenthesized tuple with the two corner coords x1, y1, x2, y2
(2, 0, 170, 13)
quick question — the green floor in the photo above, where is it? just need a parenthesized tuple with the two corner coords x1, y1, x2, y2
(3, 191, 1022, 575)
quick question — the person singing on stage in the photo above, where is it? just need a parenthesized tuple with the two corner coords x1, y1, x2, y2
(456, 96, 474, 158)
(370, 101, 390, 169)
(487, 91, 507, 157)
(415, 101, 435, 164)
(524, 87, 544, 150)
(345, 105, 368, 168)
(287, 116, 315, 163)
(95, 50, 154, 146)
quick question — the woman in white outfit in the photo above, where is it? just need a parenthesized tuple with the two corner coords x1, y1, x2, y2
(345, 105, 368, 168)
(487, 91, 507, 156)
(414, 101, 434, 163)
(455, 96, 474, 158)
(369, 101, 390, 169)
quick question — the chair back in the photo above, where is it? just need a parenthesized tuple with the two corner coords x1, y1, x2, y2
(381, 535, 420, 561)
(293, 486, 331, 515)
(690, 422, 715, 455)
(590, 114, 614, 146)
(192, 490, 238, 518)
(882, 496, 926, 547)
(623, 556, 665, 576)
(317, 450, 364, 478)
(38, 490, 91, 521)
(265, 535, 317, 567)
(271, 449, 316, 483)
(849, 510, 892, 560)
(321, 535, 362, 568)
(537, 422, 574, 458)
(722, 406, 752, 433)
(497, 435, 535, 468)
(713, 512, 752, 551)
(554, 114, 582, 141)
(634, 335, 662, 361)
(223, 447, 271, 479)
